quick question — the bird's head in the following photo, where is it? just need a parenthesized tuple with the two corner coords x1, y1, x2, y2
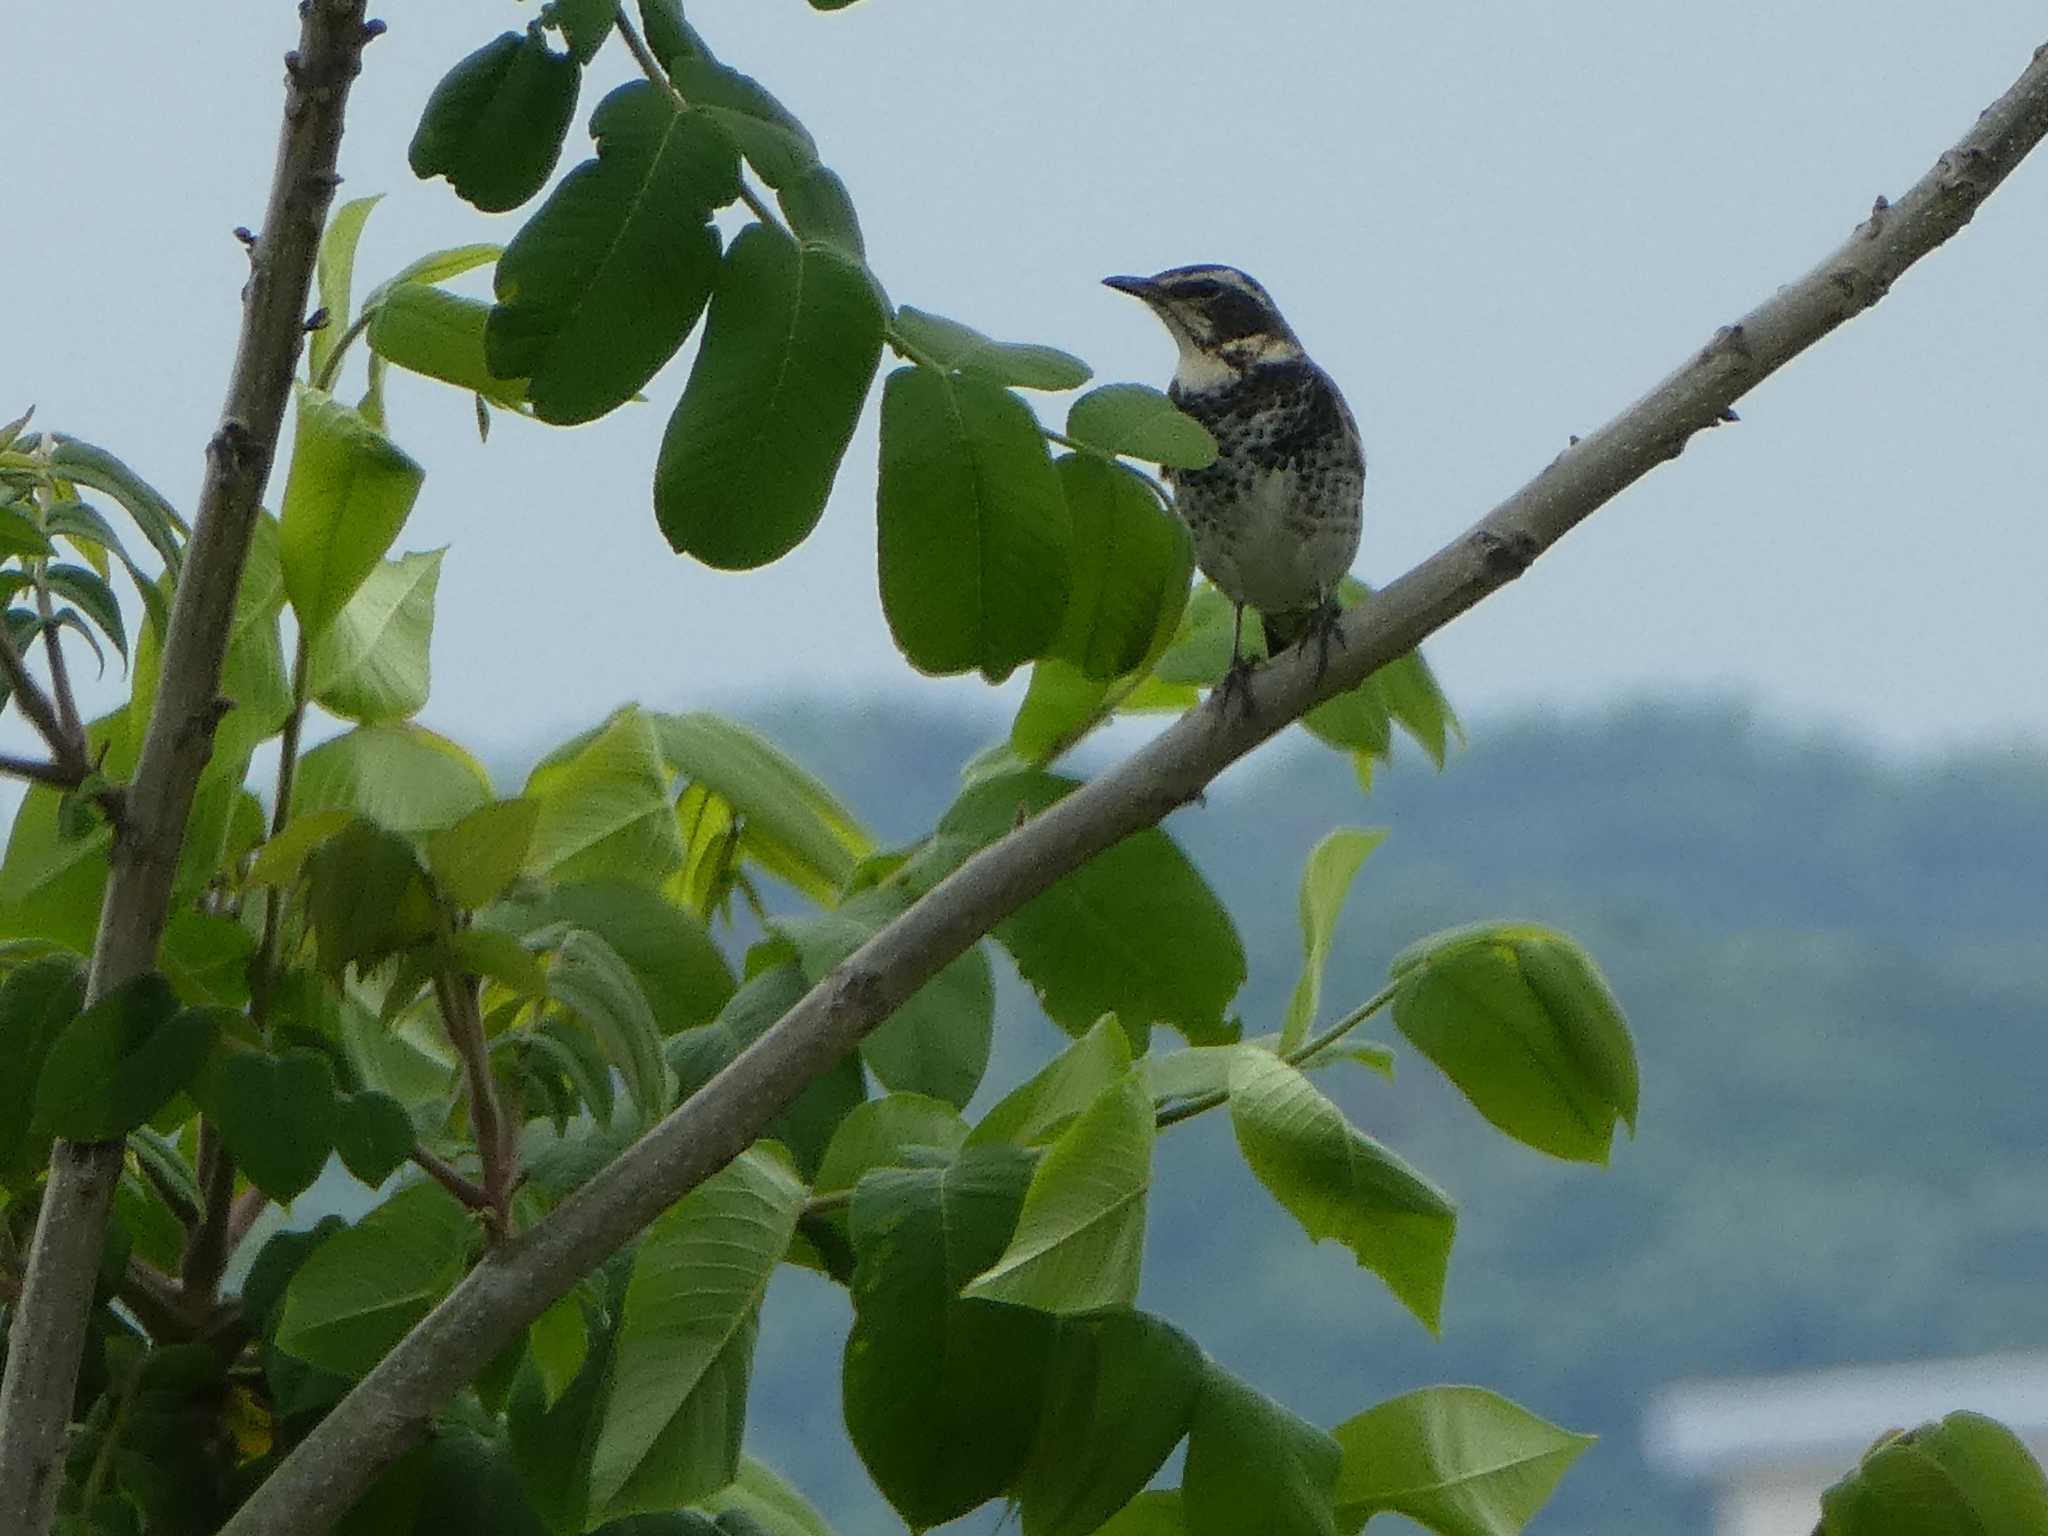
(1103, 264, 1302, 388)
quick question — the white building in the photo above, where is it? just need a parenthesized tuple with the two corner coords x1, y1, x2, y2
(1644, 1353, 2048, 1536)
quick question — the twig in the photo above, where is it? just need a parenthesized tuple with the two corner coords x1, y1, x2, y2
(0, 752, 84, 790)
(1153, 982, 1399, 1130)
(30, 573, 84, 754)
(177, 1124, 237, 1318)
(218, 37, 2048, 1536)
(225, 1188, 270, 1258)
(0, 620, 85, 781)
(252, 630, 312, 1028)
(433, 970, 515, 1224)
(410, 1146, 495, 1219)
(312, 310, 375, 393)
(0, 6, 377, 1532)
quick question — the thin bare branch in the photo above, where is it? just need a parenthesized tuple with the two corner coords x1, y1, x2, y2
(217, 39, 2048, 1536)
(177, 1124, 237, 1318)
(0, 621, 85, 781)
(434, 971, 516, 1224)
(411, 1146, 495, 1218)
(0, 752, 83, 790)
(30, 574, 84, 754)
(0, 6, 378, 1531)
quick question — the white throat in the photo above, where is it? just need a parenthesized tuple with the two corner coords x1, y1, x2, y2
(1171, 332, 1302, 393)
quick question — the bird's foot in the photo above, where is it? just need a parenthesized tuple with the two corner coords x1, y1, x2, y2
(1216, 653, 1259, 720)
(1309, 598, 1347, 684)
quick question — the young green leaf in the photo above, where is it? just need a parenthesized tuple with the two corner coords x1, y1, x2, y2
(1227, 1048, 1455, 1331)
(34, 977, 215, 1141)
(499, 878, 733, 1034)
(878, 367, 1072, 682)
(487, 82, 737, 424)
(1281, 828, 1386, 1052)
(304, 819, 438, 976)
(1047, 455, 1194, 683)
(1018, 1313, 1204, 1536)
(775, 884, 993, 1107)
(1819, 1410, 2048, 1535)
(703, 1459, 839, 1536)
(278, 390, 425, 640)
(409, 30, 580, 214)
(653, 711, 873, 901)
(892, 308, 1092, 392)
(656, 224, 885, 570)
(525, 707, 685, 887)
(591, 1146, 805, 1517)
(293, 723, 493, 834)
(815, 1093, 970, 1196)
(46, 562, 127, 665)
(964, 1070, 1153, 1312)
(1067, 384, 1218, 470)
(1185, 1367, 1342, 1536)
(931, 770, 1245, 1048)
(843, 1148, 1057, 1528)
(275, 1182, 475, 1376)
(969, 1014, 1133, 1148)
(1330, 1386, 1594, 1536)
(312, 195, 381, 384)
(548, 928, 670, 1124)
(213, 1047, 345, 1202)
(307, 550, 443, 724)
(1389, 922, 1638, 1164)
(43, 436, 187, 574)
(426, 798, 541, 910)
(333, 1089, 417, 1187)
(368, 286, 528, 406)
(0, 956, 85, 1189)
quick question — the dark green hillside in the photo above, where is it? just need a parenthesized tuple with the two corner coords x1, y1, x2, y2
(735, 697, 2048, 1536)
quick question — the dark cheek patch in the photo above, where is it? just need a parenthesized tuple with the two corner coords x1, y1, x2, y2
(1208, 290, 1272, 342)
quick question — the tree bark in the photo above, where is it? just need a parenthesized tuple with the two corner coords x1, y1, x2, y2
(216, 37, 2048, 1536)
(0, 6, 376, 1533)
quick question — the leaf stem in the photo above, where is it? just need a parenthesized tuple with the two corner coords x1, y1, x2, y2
(613, 5, 784, 233)
(176, 1123, 239, 1317)
(253, 628, 313, 1030)
(1153, 981, 1399, 1130)
(434, 969, 515, 1230)
(0, 607, 86, 781)
(313, 311, 374, 394)
(30, 564, 84, 754)
(410, 1144, 495, 1218)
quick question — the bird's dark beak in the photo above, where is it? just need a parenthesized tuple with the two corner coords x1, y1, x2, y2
(1103, 274, 1160, 301)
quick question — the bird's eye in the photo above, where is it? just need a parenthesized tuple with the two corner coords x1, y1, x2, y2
(1175, 278, 1225, 302)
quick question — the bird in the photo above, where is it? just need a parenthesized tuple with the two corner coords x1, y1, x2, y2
(1103, 264, 1364, 709)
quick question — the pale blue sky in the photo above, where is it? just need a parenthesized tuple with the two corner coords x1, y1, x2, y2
(7, 2, 2046, 760)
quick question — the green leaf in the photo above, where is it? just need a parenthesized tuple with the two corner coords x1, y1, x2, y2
(1047, 455, 1194, 683)
(304, 819, 437, 975)
(843, 1148, 1057, 1527)
(498, 879, 733, 1034)
(306, 549, 442, 723)
(0, 504, 53, 559)
(0, 955, 85, 1188)
(1819, 1410, 2048, 1536)
(1282, 828, 1386, 1053)
(488, 81, 736, 425)
(34, 977, 215, 1141)
(368, 286, 528, 406)
(969, 1014, 1133, 1149)
(964, 1070, 1152, 1312)
(592, 1147, 805, 1516)
(653, 712, 872, 901)
(931, 771, 1244, 1048)
(1228, 1049, 1454, 1330)
(214, 1046, 344, 1201)
(1184, 1367, 1341, 1536)
(1092, 1491, 1187, 1536)
(1019, 1313, 1204, 1536)
(43, 436, 187, 574)
(275, 1182, 475, 1376)
(548, 928, 670, 1123)
(247, 808, 357, 889)
(313, 194, 381, 383)
(656, 224, 885, 570)
(427, 798, 542, 910)
(45, 563, 126, 664)
(526, 707, 685, 886)
(279, 389, 426, 640)
(668, 56, 818, 189)
(449, 924, 549, 998)
(877, 367, 1072, 682)
(703, 1460, 838, 1536)
(1330, 1386, 1593, 1536)
(815, 1093, 970, 1195)
(892, 308, 1091, 392)
(1389, 922, 1638, 1164)
(294, 723, 493, 834)
(528, 1293, 590, 1411)
(776, 166, 865, 259)
(334, 1089, 416, 1186)
(42, 501, 168, 639)
(544, 0, 614, 64)
(774, 885, 993, 1108)
(637, 0, 711, 68)
(1067, 384, 1217, 470)
(409, 30, 581, 214)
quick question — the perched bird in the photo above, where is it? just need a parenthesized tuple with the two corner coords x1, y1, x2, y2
(1104, 264, 1363, 706)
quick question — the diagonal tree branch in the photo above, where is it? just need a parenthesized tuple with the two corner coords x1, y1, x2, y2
(0, 5, 378, 1532)
(221, 39, 2048, 1536)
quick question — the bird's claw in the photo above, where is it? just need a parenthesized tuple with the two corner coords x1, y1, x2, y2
(1217, 655, 1258, 720)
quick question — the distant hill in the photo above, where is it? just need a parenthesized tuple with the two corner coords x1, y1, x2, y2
(720, 695, 2048, 1536)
